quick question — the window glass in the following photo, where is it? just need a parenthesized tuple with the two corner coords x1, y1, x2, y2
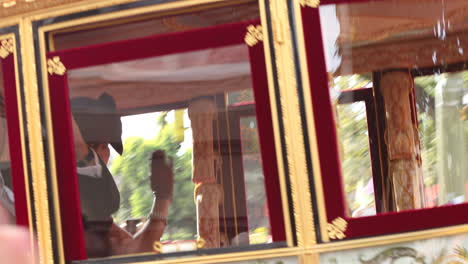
(239, 116, 271, 244)
(415, 73, 468, 207)
(66, 42, 284, 259)
(336, 102, 375, 217)
(319, 0, 468, 214)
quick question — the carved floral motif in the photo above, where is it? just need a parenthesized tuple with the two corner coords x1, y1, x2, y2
(327, 217, 347, 240)
(245, 25, 263, 47)
(47, 56, 66, 76)
(0, 38, 13, 59)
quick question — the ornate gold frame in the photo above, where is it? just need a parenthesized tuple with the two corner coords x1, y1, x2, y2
(290, 0, 468, 252)
(0, 31, 36, 261)
(4, 0, 468, 263)
(22, 0, 301, 263)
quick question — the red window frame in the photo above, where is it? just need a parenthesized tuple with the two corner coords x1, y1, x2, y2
(0, 43, 29, 227)
(302, 1, 468, 241)
(47, 20, 286, 261)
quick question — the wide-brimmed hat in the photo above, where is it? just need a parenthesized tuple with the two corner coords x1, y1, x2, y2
(70, 93, 123, 155)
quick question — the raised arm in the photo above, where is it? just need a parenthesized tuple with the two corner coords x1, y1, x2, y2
(109, 150, 174, 255)
(71, 116, 89, 162)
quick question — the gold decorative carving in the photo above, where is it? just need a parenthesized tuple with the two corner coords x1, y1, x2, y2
(47, 56, 66, 76)
(299, 0, 319, 8)
(152, 241, 163, 253)
(244, 25, 263, 47)
(268, 0, 317, 247)
(153, 239, 205, 254)
(21, 20, 59, 263)
(327, 217, 347, 240)
(196, 237, 206, 249)
(0, 0, 85, 18)
(0, 38, 14, 59)
(1, 0, 38, 8)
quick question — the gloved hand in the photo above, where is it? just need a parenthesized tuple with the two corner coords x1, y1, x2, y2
(150, 150, 174, 201)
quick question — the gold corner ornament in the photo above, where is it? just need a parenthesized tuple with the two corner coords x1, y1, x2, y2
(245, 25, 263, 47)
(300, 0, 320, 8)
(0, 38, 14, 59)
(327, 217, 347, 240)
(196, 237, 206, 249)
(47, 56, 66, 76)
(153, 241, 163, 253)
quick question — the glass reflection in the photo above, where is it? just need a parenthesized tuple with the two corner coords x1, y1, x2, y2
(67, 44, 280, 258)
(336, 102, 375, 217)
(319, 0, 468, 214)
(239, 116, 271, 243)
(415, 73, 468, 206)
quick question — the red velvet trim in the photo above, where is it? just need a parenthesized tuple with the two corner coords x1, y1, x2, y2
(1, 55, 29, 227)
(48, 19, 260, 69)
(302, 5, 468, 239)
(48, 73, 87, 260)
(346, 204, 468, 237)
(248, 43, 286, 242)
(302, 6, 347, 222)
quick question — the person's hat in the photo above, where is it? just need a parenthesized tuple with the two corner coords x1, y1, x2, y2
(70, 93, 123, 155)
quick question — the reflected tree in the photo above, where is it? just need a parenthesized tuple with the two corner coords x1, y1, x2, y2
(111, 112, 197, 240)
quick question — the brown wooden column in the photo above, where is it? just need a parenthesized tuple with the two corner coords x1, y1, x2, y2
(380, 71, 425, 211)
(188, 98, 223, 248)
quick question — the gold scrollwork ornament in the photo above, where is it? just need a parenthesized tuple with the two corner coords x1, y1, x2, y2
(153, 241, 163, 253)
(300, 0, 320, 8)
(196, 237, 206, 249)
(47, 56, 66, 76)
(244, 25, 263, 47)
(0, 38, 14, 59)
(327, 217, 347, 240)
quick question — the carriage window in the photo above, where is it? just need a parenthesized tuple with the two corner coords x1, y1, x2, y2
(55, 37, 285, 260)
(319, 0, 468, 214)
